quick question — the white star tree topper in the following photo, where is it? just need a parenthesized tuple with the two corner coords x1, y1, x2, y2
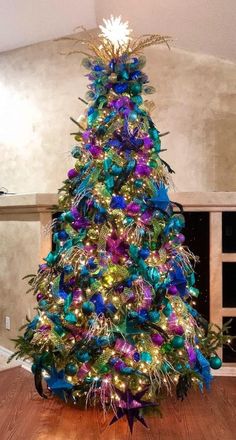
(99, 16, 132, 51)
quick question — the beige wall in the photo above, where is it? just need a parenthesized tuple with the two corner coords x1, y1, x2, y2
(0, 35, 236, 194)
(0, 34, 236, 351)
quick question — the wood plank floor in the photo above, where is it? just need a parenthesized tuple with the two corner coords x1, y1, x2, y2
(0, 367, 235, 440)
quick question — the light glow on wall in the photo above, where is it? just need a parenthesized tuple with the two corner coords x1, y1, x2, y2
(0, 83, 41, 149)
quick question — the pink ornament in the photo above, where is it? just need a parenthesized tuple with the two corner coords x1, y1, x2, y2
(77, 363, 90, 379)
(115, 338, 136, 358)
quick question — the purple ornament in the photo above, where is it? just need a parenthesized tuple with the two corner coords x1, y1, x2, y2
(67, 168, 78, 179)
(135, 162, 151, 177)
(126, 202, 141, 215)
(168, 285, 178, 295)
(143, 136, 153, 149)
(174, 233, 185, 244)
(70, 206, 79, 219)
(82, 130, 91, 141)
(151, 333, 164, 346)
(140, 210, 153, 224)
(36, 292, 44, 301)
(89, 144, 102, 158)
(114, 359, 126, 371)
(175, 325, 184, 335)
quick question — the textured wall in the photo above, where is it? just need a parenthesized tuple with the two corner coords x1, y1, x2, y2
(0, 36, 236, 194)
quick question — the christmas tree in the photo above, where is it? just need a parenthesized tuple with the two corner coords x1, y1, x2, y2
(11, 17, 232, 432)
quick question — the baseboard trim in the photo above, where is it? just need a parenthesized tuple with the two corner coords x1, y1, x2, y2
(0, 345, 32, 373)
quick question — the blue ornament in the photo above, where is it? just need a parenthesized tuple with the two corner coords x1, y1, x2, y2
(113, 83, 128, 94)
(130, 70, 142, 80)
(64, 264, 73, 274)
(121, 366, 134, 374)
(139, 248, 150, 260)
(58, 230, 69, 241)
(110, 195, 127, 209)
(133, 352, 140, 362)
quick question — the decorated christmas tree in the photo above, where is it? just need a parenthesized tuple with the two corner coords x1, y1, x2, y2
(11, 17, 233, 432)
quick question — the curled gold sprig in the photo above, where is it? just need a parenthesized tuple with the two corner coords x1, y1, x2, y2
(56, 24, 172, 62)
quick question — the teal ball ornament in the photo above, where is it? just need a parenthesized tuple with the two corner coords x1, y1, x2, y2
(134, 179, 143, 188)
(163, 302, 172, 317)
(161, 362, 171, 373)
(130, 82, 142, 96)
(38, 299, 48, 309)
(31, 363, 37, 374)
(76, 352, 90, 363)
(65, 363, 77, 376)
(82, 301, 95, 315)
(172, 335, 185, 349)
(210, 355, 222, 370)
(128, 110, 138, 122)
(148, 310, 160, 323)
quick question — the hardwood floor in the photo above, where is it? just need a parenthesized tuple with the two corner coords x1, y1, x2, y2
(0, 367, 235, 440)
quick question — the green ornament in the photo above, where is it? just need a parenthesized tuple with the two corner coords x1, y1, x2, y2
(149, 160, 157, 168)
(99, 364, 110, 374)
(97, 125, 107, 136)
(209, 356, 222, 370)
(65, 362, 77, 376)
(172, 335, 185, 349)
(82, 301, 95, 315)
(162, 342, 172, 353)
(31, 364, 36, 374)
(96, 95, 107, 108)
(150, 241, 156, 251)
(130, 82, 142, 96)
(64, 211, 75, 223)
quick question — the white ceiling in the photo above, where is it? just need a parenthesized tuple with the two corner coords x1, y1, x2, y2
(0, 0, 235, 61)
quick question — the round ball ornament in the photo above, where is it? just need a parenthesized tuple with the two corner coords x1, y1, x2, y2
(130, 82, 142, 96)
(76, 352, 90, 363)
(65, 363, 77, 376)
(171, 335, 185, 349)
(82, 301, 95, 315)
(209, 355, 222, 370)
